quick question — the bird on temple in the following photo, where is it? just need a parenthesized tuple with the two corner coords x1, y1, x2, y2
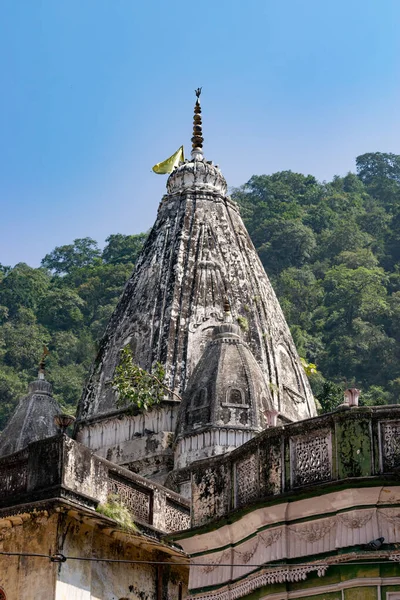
(361, 537, 385, 550)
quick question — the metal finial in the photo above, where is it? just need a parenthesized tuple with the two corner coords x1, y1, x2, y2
(191, 88, 204, 158)
(223, 296, 231, 314)
(39, 345, 50, 376)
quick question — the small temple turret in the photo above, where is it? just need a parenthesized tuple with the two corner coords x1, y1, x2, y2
(169, 299, 274, 495)
(0, 348, 62, 457)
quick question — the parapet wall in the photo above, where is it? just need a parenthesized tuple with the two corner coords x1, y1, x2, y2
(0, 434, 190, 534)
(190, 405, 400, 527)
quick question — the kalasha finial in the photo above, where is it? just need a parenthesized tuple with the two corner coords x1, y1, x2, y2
(38, 345, 50, 379)
(191, 88, 204, 159)
(223, 296, 231, 314)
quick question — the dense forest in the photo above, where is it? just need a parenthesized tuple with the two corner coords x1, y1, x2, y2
(1, 152, 400, 427)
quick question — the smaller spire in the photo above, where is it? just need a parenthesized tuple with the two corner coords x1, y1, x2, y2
(223, 296, 233, 323)
(38, 345, 50, 380)
(191, 88, 204, 160)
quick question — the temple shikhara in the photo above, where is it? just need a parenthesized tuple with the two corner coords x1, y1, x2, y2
(0, 92, 399, 600)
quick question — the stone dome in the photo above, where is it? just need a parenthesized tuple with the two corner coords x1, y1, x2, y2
(174, 318, 273, 469)
(167, 157, 227, 196)
(0, 372, 61, 458)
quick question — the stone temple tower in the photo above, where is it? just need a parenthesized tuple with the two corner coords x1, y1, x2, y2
(75, 91, 316, 482)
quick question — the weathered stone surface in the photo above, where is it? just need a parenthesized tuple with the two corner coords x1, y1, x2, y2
(0, 434, 190, 534)
(0, 374, 61, 458)
(174, 317, 273, 471)
(189, 405, 400, 528)
(77, 155, 316, 443)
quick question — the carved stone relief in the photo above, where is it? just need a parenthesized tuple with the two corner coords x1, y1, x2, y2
(337, 509, 374, 529)
(291, 430, 332, 487)
(381, 421, 400, 471)
(164, 500, 190, 533)
(107, 475, 151, 524)
(289, 518, 336, 542)
(235, 454, 258, 507)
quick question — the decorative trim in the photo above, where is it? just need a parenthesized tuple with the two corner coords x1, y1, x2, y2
(259, 529, 283, 548)
(337, 509, 374, 529)
(389, 554, 400, 562)
(198, 549, 231, 574)
(190, 564, 328, 600)
(289, 518, 335, 542)
(379, 509, 400, 525)
(232, 529, 283, 564)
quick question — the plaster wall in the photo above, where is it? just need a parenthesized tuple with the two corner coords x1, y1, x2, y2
(55, 514, 188, 600)
(0, 512, 58, 600)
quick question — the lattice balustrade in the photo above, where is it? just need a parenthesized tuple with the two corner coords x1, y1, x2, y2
(381, 421, 400, 471)
(235, 454, 258, 507)
(0, 450, 29, 499)
(107, 475, 152, 524)
(165, 499, 191, 532)
(291, 430, 332, 487)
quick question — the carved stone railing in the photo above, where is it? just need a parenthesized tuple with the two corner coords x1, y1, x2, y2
(191, 405, 400, 527)
(0, 447, 29, 500)
(0, 435, 190, 534)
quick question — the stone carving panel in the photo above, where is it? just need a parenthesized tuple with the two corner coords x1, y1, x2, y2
(0, 450, 28, 499)
(107, 475, 152, 524)
(235, 454, 258, 507)
(164, 499, 191, 533)
(291, 430, 332, 487)
(381, 421, 400, 471)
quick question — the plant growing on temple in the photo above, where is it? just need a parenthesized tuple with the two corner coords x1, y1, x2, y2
(96, 494, 137, 532)
(237, 315, 249, 331)
(300, 357, 317, 377)
(112, 346, 180, 411)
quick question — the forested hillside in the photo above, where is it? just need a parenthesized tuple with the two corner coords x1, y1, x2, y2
(1, 152, 399, 427)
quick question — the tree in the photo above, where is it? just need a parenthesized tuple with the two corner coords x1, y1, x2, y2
(257, 220, 316, 275)
(41, 238, 101, 274)
(37, 289, 85, 331)
(102, 233, 147, 265)
(0, 264, 50, 316)
(1, 308, 49, 371)
(323, 265, 388, 327)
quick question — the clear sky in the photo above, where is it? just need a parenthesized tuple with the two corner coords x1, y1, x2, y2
(1, 0, 400, 267)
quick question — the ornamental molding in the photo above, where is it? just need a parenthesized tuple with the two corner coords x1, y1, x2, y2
(259, 528, 283, 548)
(337, 509, 375, 529)
(198, 549, 231, 574)
(289, 518, 336, 542)
(389, 554, 400, 563)
(379, 509, 400, 525)
(191, 564, 328, 600)
(232, 529, 283, 564)
(232, 539, 258, 564)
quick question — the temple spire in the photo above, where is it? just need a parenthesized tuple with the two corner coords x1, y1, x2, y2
(38, 345, 50, 380)
(191, 88, 204, 160)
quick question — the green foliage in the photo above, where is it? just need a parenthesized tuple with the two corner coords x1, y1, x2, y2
(0, 233, 146, 428)
(233, 153, 400, 411)
(41, 237, 101, 274)
(237, 315, 249, 331)
(102, 233, 148, 265)
(113, 346, 166, 411)
(315, 380, 344, 414)
(96, 494, 137, 531)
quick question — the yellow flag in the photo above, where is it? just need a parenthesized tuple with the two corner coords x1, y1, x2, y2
(152, 146, 184, 174)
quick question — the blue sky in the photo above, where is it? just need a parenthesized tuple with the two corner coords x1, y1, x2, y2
(1, 0, 400, 267)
